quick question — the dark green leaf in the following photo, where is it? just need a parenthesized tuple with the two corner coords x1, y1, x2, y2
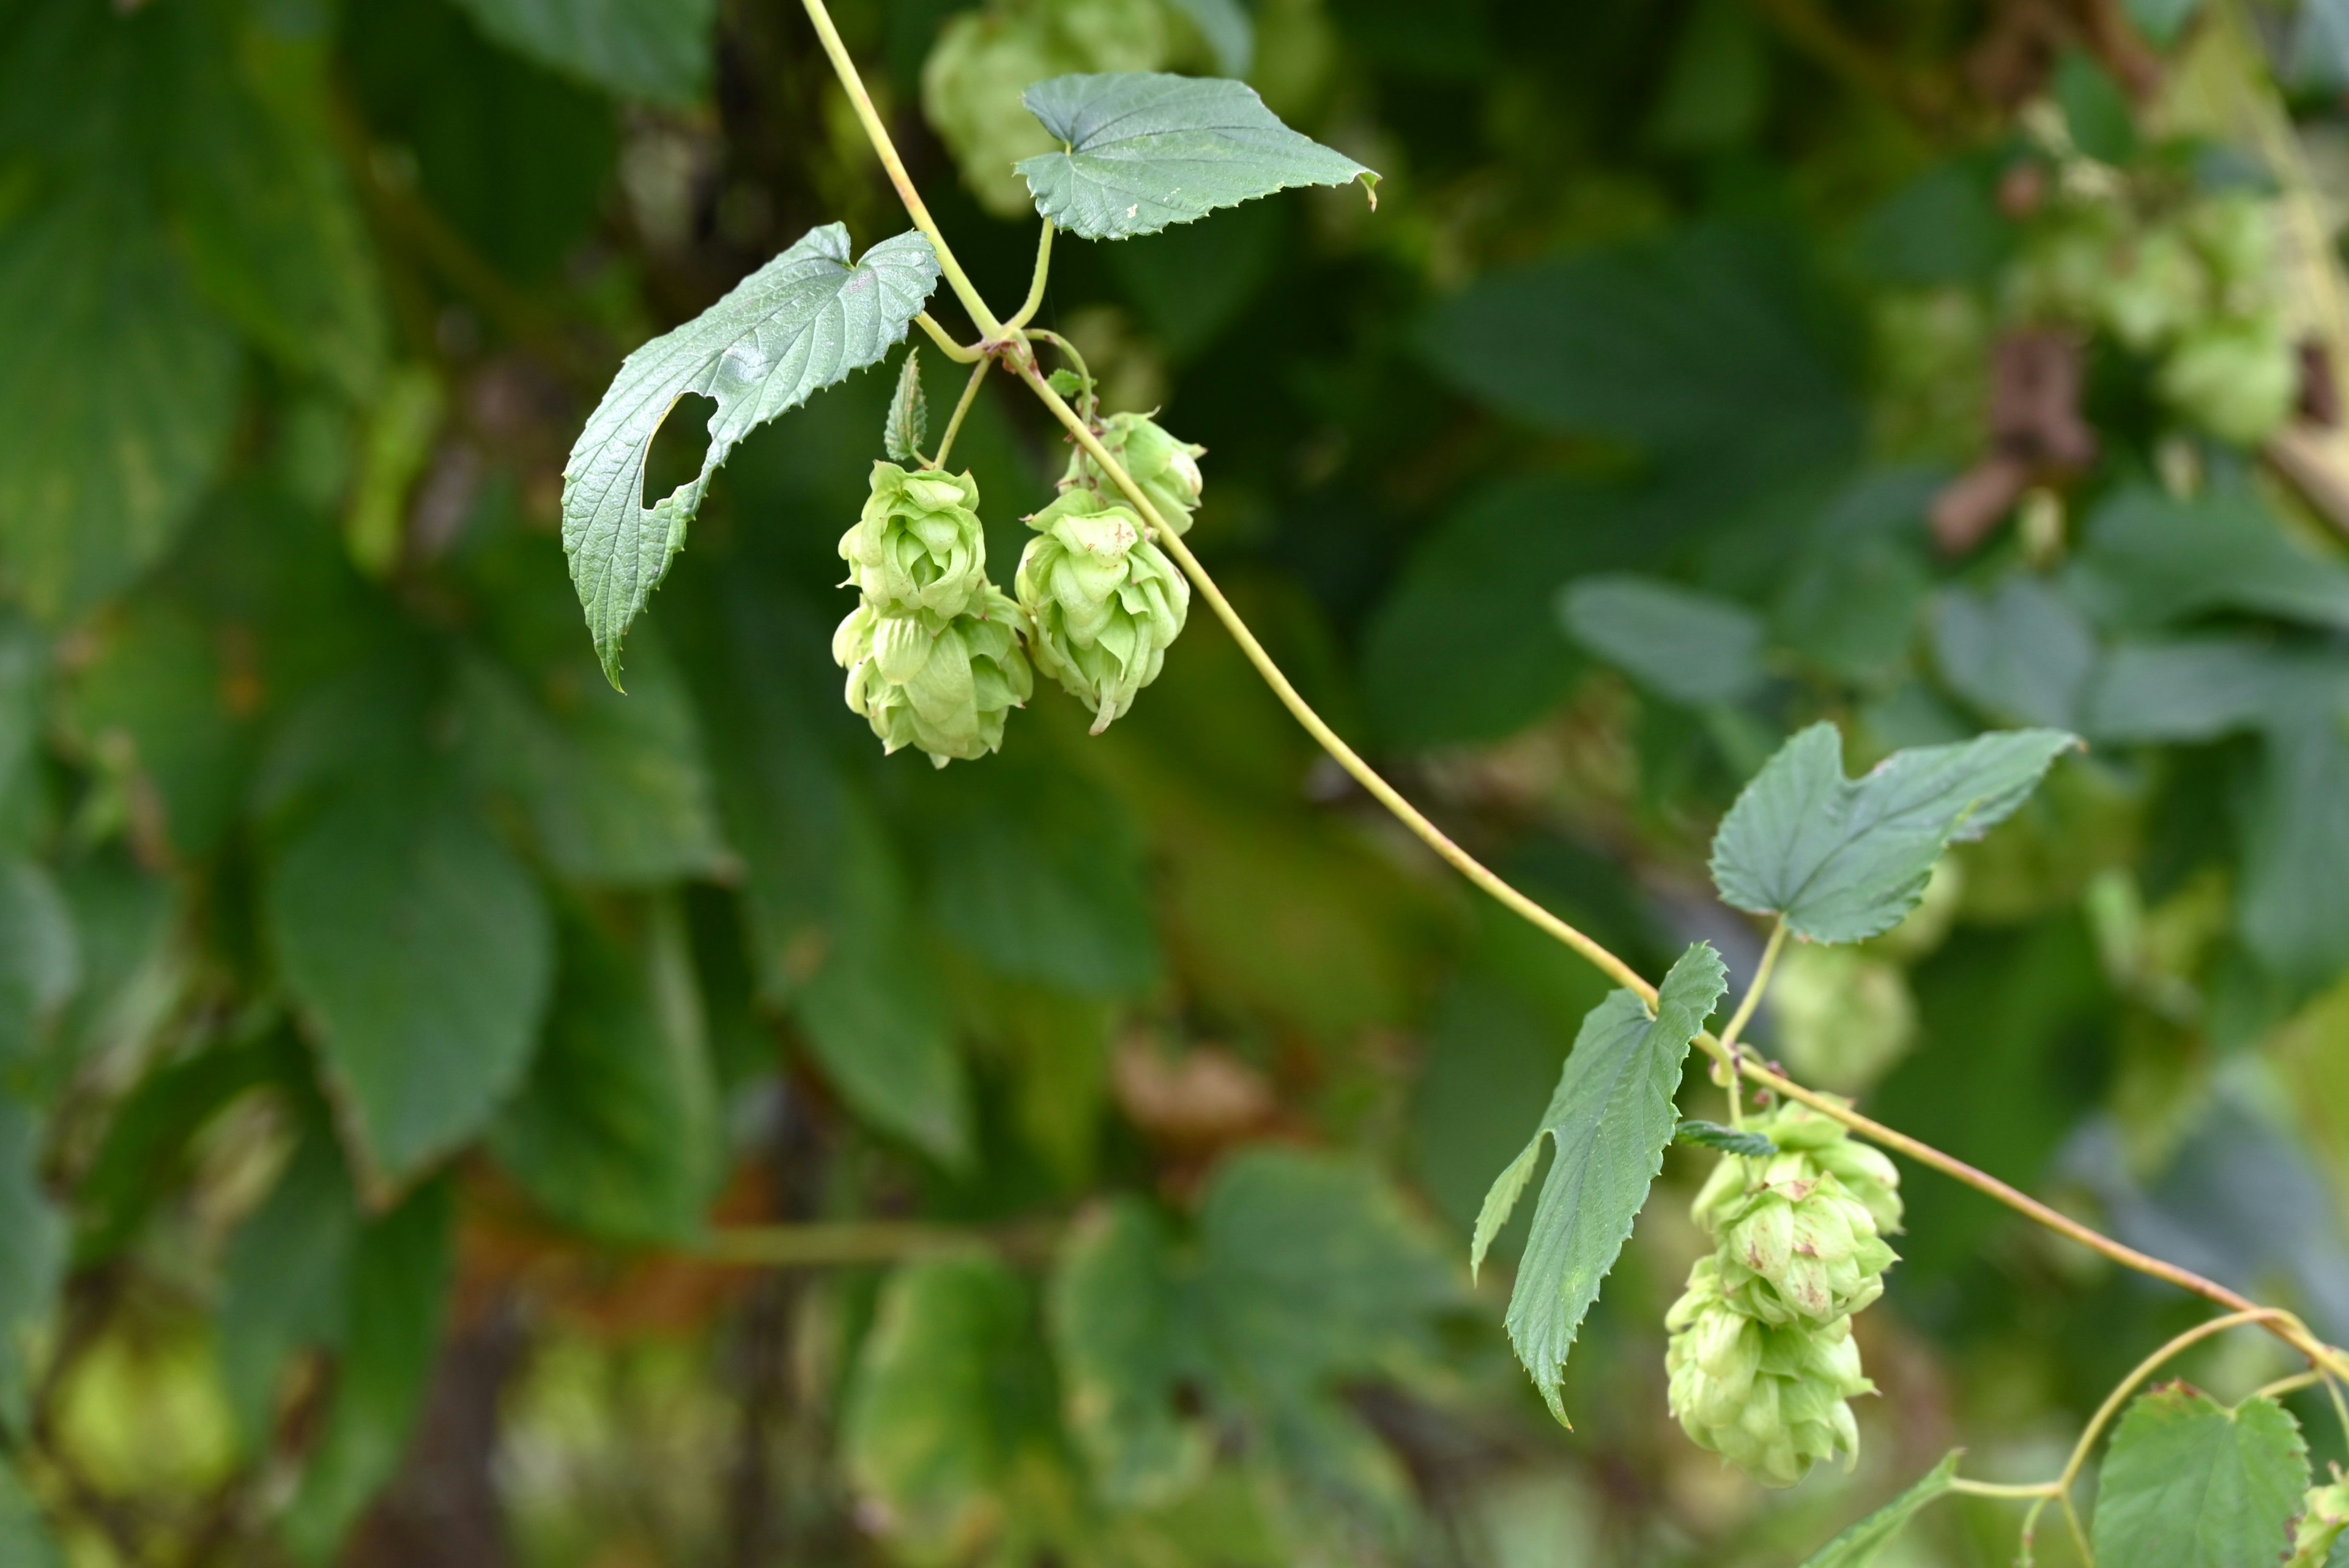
(1470, 943, 1727, 1422)
(1015, 73, 1376, 240)
(2238, 694, 2349, 993)
(883, 347, 927, 464)
(0, 863, 76, 1068)
(1675, 1118, 1775, 1157)
(1559, 574, 1766, 707)
(448, 0, 716, 105)
(2053, 52, 2137, 165)
(216, 1124, 357, 1448)
(491, 900, 719, 1246)
(267, 776, 555, 1187)
(2091, 1387, 2306, 1568)
(1802, 1451, 1962, 1567)
(2071, 487, 2349, 634)
(1048, 1198, 1208, 1506)
(2128, 0, 2204, 45)
(2084, 639, 2316, 744)
(0, 185, 239, 621)
(1710, 722, 2078, 944)
(1647, 0, 1767, 152)
(561, 223, 939, 683)
(76, 1033, 284, 1264)
(1932, 578, 2097, 730)
(67, 597, 255, 861)
(282, 1177, 455, 1564)
(0, 1098, 61, 1435)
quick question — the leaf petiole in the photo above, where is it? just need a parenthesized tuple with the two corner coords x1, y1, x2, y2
(930, 359, 990, 471)
(1006, 220, 1055, 331)
(1715, 918, 1786, 1129)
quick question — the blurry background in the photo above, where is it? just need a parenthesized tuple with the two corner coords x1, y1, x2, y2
(1, 0, 2348, 1562)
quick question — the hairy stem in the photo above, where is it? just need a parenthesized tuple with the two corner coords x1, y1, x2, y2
(1008, 221, 1055, 330)
(931, 359, 990, 470)
(800, 0, 1004, 340)
(1716, 918, 1786, 1128)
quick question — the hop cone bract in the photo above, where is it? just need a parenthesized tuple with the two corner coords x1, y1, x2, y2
(839, 462, 990, 619)
(1063, 412, 1206, 536)
(834, 587, 1033, 768)
(1665, 1257, 1872, 1489)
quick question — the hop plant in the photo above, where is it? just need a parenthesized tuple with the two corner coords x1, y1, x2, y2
(1015, 487, 1189, 733)
(834, 588, 1034, 767)
(1770, 945, 1918, 1095)
(921, 0, 1168, 217)
(1665, 1256, 1872, 1488)
(1063, 412, 1207, 535)
(839, 462, 992, 619)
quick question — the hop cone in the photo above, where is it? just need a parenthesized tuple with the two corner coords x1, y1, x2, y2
(839, 462, 991, 619)
(1015, 488, 1189, 733)
(1063, 412, 1206, 536)
(834, 587, 1033, 768)
(1665, 1257, 1872, 1489)
(2157, 314, 2298, 445)
(1770, 945, 1918, 1095)
(921, 0, 1167, 217)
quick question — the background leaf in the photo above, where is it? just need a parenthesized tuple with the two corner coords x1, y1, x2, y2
(447, 0, 717, 105)
(1471, 943, 1726, 1422)
(1560, 574, 1767, 707)
(1016, 73, 1375, 240)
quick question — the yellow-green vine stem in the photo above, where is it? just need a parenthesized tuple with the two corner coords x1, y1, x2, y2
(1714, 918, 1786, 1129)
(1008, 220, 1055, 330)
(915, 312, 985, 363)
(800, 0, 2349, 1384)
(800, 0, 1004, 341)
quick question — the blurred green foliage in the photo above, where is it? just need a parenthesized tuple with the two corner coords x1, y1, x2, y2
(0, 0, 2345, 1564)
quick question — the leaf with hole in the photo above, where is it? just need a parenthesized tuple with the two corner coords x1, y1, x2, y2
(2091, 1386, 2306, 1568)
(1710, 723, 2078, 945)
(561, 223, 939, 684)
(1471, 943, 1727, 1422)
(1016, 73, 1376, 241)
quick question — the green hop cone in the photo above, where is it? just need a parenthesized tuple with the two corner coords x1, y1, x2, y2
(839, 462, 991, 619)
(2183, 191, 2278, 309)
(921, 0, 1168, 218)
(1770, 945, 1918, 1095)
(1690, 1101, 1901, 1326)
(1015, 487, 1189, 733)
(2157, 314, 2299, 445)
(1064, 412, 1208, 536)
(2097, 225, 2208, 353)
(834, 588, 1034, 767)
(2288, 1469, 2349, 1567)
(1665, 1257, 1872, 1488)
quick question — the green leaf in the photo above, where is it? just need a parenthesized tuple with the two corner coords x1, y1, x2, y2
(0, 1454, 61, 1568)
(76, 1032, 284, 1265)
(2084, 639, 2317, 745)
(2238, 695, 2349, 993)
(1932, 578, 2098, 731)
(2071, 486, 2349, 634)
(1015, 73, 1376, 240)
(1048, 1198, 1209, 1506)
(1559, 574, 1767, 707)
(2091, 1386, 2307, 1568)
(282, 1176, 455, 1564)
(1167, 0, 1255, 75)
(792, 796, 971, 1165)
(1470, 943, 1727, 1423)
(2053, 52, 2137, 166)
(883, 346, 927, 464)
(216, 1123, 357, 1449)
(266, 775, 555, 1187)
(1802, 1451, 1962, 1567)
(1710, 722, 2079, 945)
(448, 0, 716, 105)
(0, 1098, 62, 1436)
(561, 223, 939, 683)
(1675, 1118, 1775, 1157)
(67, 596, 255, 861)
(491, 899, 719, 1246)
(2128, 0, 2205, 45)
(0, 184, 239, 621)
(843, 1254, 1059, 1555)
(0, 863, 77, 1068)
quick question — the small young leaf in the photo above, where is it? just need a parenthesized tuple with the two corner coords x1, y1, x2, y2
(1802, 1451, 1962, 1567)
(1471, 943, 1728, 1424)
(883, 347, 927, 464)
(1710, 722, 2079, 945)
(2091, 1386, 2307, 1568)
(1045, 368, 1086, 398)
(561, 224, 939, 684)
(1015, 74, 1377, 241)
(1675, 1118, 1775, 1157)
